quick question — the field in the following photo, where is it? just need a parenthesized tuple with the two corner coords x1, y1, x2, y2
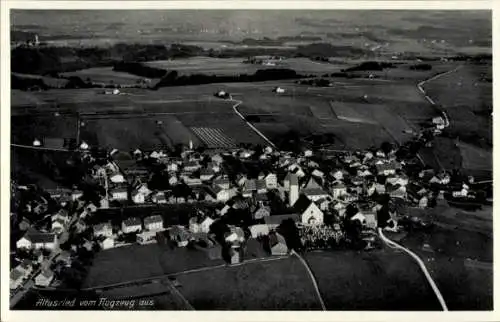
(397, 203, 492, 310)
(61, 67, 159, 86)
(422, 64, 492, 147)
(83, 243, 226, 288)
(80, 115, 202, 151)
(458, 142, 492, 171)
(143, 56, 343, 76)
(11, 114, 77, 145)
(174, 256, 323, 310)
(190, 127, 237, 148)
(305, 250, 441, 310)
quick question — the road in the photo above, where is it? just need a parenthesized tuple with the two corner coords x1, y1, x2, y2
(230, 98, 277, 149)
(291, 250, 326, 311)
(378, 228, 448, 311)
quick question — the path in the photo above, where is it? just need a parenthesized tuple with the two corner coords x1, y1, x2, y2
(291, 250, 326, 311)
(377, 228, 448, 311)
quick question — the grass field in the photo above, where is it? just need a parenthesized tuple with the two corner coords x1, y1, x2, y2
(422, 64, 492, 147)
(61, 67, 159, 86)
(458, 142, 492, 171)
(305, 250, 442, 310)
(84, 243, 226, 288)
(11, 114, 77, 145)
(80, 115, 201, 151)
(143, 56, 342, 77)
(174, 256, 323, 310)
(399, 206, 492, 310)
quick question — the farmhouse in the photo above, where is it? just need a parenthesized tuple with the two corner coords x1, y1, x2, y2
(331, 182, 347, 199)
(136, 231, 157, 245)
(144, 215, 164, 231)
(121, 217, 142, 234)
(249, 224, 270, 238)
(256, 179, 267, 194)
(303, 188, 330, 202)
(264, 173, 278, 189)
(16, 231, 57, 250)
(110, 187, 128, 201)
(109, 173, 125, 184)
(293, 195, 324, 225)
(213, 177, 231, 190)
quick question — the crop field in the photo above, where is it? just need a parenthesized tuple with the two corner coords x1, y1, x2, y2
(305, 250, 442, 310)
(143, 56, 342, 76)
(83, 244, 165, 288)
(190, 127, 237, 148)
(11, 114, 77, 145)
(175, 256, 323, 310)
(178, 113, 266, 146)
(84, 243, 226, 288)
(12, 72, 69, 88)
(80, 115, 201, 151)
(458, 142, 492, 171)
(61, 67, 158, 85)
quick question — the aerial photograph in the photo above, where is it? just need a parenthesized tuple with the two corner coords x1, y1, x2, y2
(8, 9, 492, 311)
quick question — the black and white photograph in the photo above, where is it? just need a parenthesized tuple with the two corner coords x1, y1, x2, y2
(2, 2, 494, 317)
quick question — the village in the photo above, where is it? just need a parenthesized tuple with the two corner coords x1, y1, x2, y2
(9, 112, 488, 300)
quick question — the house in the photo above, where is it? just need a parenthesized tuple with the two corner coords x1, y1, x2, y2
(236, 174, 247, 187)
(331, 182, 347, 199)
(225, 226, 245, 244)
(213, 177, 231, 190)
(200, 217, 215, 233)
(166, 162, 179, 173)
(419, 196, 428, 208)
(169, 226, 191, 247)
(316, 197, 332, 211)
(363, 212, 378, 229)
(136, 230, 157, 245)
(218, 204, 231, 216)
(94, 222, 113, 238)
(51, 218, 66, 234)
(253, 206, 271, 220)
(303, 188, 330, 202)
(311, 169, 324, 179)
(388, 185, 407, 199)
(184, 161, 201, 172)
(168, 175, 179, 186)
(264, 214, 300, 230)
(16, 232, 57, 250)
(200, 169, 215, 181)
(264, 173, 278, 189)
(293, 195, 324, 225)
(110, 187, 128, 201)
(331, 170, 344, 181)
(10, 269, 25, 289)
(109, 173, 125, 184)
(189, 217, 201, 233)
(302, 176, 322, 190)
(249, 224, 270, 238)
(121, 217, 142, 234)
(144, 215, 164, 231)
(256, 180, 267, 194)
(71, 190, 83, 201)
(351, 176, 364, 186)
(132, 191, 146, 204)
(304, 149, 313, 157)
(268, 232, 288, 256)
(211, 186, 231, 202)
(184, 177, 202, 186)
(211, 154, 224, 164)
(229, 247, 243, 264)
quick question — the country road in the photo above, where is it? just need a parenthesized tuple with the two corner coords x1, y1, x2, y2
(230, 98, 277, 149)
(291, 250, 326, 311)
(377, 228, 448, 311)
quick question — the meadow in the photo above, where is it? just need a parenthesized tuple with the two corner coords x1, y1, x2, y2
(61, 67, 160, 86)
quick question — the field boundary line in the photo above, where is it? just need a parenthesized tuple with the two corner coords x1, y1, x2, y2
(291, 250, 327, 311)
(377, 228, 448, 311)
(10, 143, 72, 152)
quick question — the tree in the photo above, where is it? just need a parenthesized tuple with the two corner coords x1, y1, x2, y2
(277, 219, 302, 251)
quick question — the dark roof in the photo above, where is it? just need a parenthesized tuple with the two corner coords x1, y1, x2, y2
(264, 214, 300, 226)
(303, 188, 328, 196)
(94, 222, 112, 232)
(244, 179, 257, 191)
(25, 232, 55, 244)
(144, 215, 163, 225)
(292, 194, 314, 213)
(123, 217, 141, 226)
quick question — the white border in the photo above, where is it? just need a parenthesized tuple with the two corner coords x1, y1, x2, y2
(1, 2, 497, 322)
